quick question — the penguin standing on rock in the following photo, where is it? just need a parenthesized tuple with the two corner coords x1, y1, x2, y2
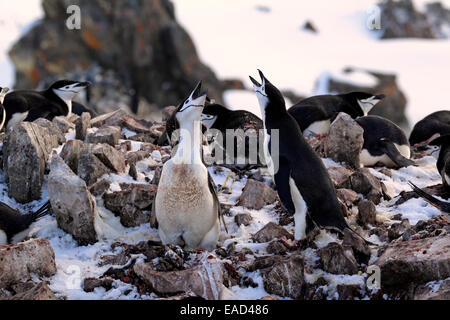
(153, 82, 221, 251)
(288, 92, 386, 136)
(250, 70, 349, 240)
(356, 115, 414, 168)
(0, 87, 9, 131)
(0, 201, 52, 246)
(2, 80, 91, 130)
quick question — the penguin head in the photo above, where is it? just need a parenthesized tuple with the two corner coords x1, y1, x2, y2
(344, 92, 385, 117)
(50, 80, 91, 102)
(200, 104, 229, 129)
(175, 81, 208, 126)
(0, 87, 9, 104)
(250, 70, 285, 117)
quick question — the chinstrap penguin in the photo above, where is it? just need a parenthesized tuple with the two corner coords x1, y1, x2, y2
(288, 92, 386, 136)
(428, 135, 450, 189)
(3, 80, 91, 129)
(250, 70, 349, 240)
(356, 115, 414, 168)
(0, 87, 9, 131)
(153, 82, 221, 251)
(200, 103, 264, 166)
(0, 201, 52, 246)
(409, 111, 450, 147)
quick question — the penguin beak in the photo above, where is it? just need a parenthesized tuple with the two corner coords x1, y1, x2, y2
(75, 81, 91, 88)
(374, 94, 386, 100)
(249, 76, 262, 88)
(250, 69, 267, 90)
(191, 81, 208, 100)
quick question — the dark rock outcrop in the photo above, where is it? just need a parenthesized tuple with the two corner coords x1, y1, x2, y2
(9, 0, 224, 114)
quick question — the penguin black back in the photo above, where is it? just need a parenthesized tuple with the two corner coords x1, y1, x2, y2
(288, 92, 385, 135)
(429, 135, 450, 188)
(3, 80, 90, 129)
(250, 70, 348, 237)
(410, 111, 450, 146)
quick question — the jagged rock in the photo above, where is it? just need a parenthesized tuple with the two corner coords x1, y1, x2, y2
(375, 234, 450, 287)
(89, 179, 111, 197)
(0, 239, 57, 288)
(87, 126, 121, 146)
(53, 116, 74, 134)
(267, 240, 289, 256)
(60, 140, 88, 173)
(91, 110, 129, 128)
(7, 281, 59, 300)
(83, 277, 114, 293)
(103, 184, 157, 228)
(323, 68, 409, 130)
(78, 152, 111, 186)
(337, 189, 360, 208)
(343, 229, 371, 265)
(48, 156, 98, 245)
(413, 278, 450, 300)
(336, 284, 362, 300)
(33, 118, 66, 145)
(262, 255, 306, 299)
(75, 112, 91, 141)
(328, 166, 354, 187)
(358, 199, 377, 227)
(325, 113, 364, 169)
(234, 214, 253, 227)
(3, 122, 59, 203)
(133, 261, 224, 300)
(92, 144, 127, 173)
(318, 243, 359, 275)
(343, 168, 384, 204)
(388, 219, 414, 241)
(239, 179, 278, 210)
(151, 167, 163, 186)
(253, 222, 294, 243)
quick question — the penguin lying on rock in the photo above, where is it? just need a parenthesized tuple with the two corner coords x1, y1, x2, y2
(409, 111, 450, 147)
(153, 82, 222, 251)
(356, 115, 414, 168)
(2, 80, 90, 130)
(288, 92, 385, 137)
(250, 70, 351, 240)
(0, 201, 52, 246)
(0, 87, 9, 131)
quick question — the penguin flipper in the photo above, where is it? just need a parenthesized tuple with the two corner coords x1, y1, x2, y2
(208, 171, 228, 233)
(274, 157, 295, 214)
(409, 181, 450, 214)
(379, 139, 415, 168)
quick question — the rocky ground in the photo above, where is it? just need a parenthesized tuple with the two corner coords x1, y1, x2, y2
(0, 109, 449, 301)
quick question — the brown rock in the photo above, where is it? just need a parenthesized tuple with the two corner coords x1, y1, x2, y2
(413, 278, 450, 300)
(8, 281, 59, 300)
(75, 112, 91, 141)
(328, 166, 354, 188)
(325, 113, 364, 169)
(253, 222, 294, 243)
(53, 116, 75, 133)
(318, 242, 359, 275)
(34, 118, 66, 145)
(343, 229, 372, 265)
(267, 240, 289, 255)
(262, 255, 306, 299)
(337, 189, 360, 208)
(0, 239, 57, 288)
(358, 199, 377, 227)
(89, 179, 111, 197)
(92, 144, 126, 173)
(78, 152, 112, 186)
(239, 179, 278, 210)
(133, 261, 224, 300)
(87, 126, 121, 146)
(235, 214, 253, 227)
(375, 234, 450, 287)
(83, 277, 114, 293)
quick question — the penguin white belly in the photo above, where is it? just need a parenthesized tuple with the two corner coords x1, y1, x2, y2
(155, 161, 219, 251)
(7, 111, 29, 129)
(11, 228, 31, 244)
(0, 229, 7, 246)
(360, 144, 410, 167)
(304, 120, 331, 137)
(289, 178, 308, 240)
